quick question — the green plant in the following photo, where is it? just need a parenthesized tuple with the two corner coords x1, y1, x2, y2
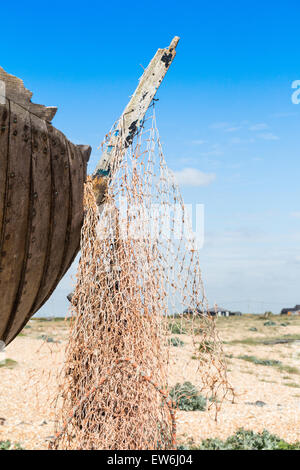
(264, 321, 276, 327)
(0, 359, 18, 369)
(209, 395, 220, 404)
(168, 323, 186, 335)
(284, 382, 300, 388)
(168, 337, 184, 347)
(193, 327, 204, 335)
(264, 311, 273, 318)
(169, 382, 207, 411)
(0, 440, 23, 450)
(185, 429, 300, 450)
(228, 334, 300, 346)
(198, 340, 213, 353)
(277, 364, 300, 375)
(0, 441, 11, 450)
(238, 355, 281, 366)
(238, 355, 300, 375)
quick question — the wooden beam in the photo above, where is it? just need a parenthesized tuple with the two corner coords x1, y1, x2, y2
(0, 67, 57, 122)
(92, 36, 180, 206)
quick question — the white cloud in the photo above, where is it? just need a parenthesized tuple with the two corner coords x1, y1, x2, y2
(290, 212, 300, 219)
(249, 123, 269, 131)
(172, 168, 216, 187)
(259, 132, 279, 141)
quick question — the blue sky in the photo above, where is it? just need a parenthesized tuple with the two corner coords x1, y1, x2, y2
(1, 1, 300, 314)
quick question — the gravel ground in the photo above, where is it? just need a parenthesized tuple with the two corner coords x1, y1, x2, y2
(0, 315, 300, 449)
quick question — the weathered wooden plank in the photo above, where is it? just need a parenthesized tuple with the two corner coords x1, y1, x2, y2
(0, 99, 9, 250)
(0, 102, 31, 341)
(30, 124, 72, 314)
(0, 99, 10, 339)
(0, 67, 57, 122)
(6, 133, 90, 343)
(93, 36, 180, 207)
(58, 141, 85, 275)
(27, 142, 90, 330)
(5, 114, 52, 343)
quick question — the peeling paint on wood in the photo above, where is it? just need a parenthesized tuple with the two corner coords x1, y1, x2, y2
(93, 36, 180, 207)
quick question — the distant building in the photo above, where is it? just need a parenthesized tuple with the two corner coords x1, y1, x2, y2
(183, 306, 242, 317)
(209, 307, 242, 317)
(210, 308, 230, 317)
(280, 305, 300, 316)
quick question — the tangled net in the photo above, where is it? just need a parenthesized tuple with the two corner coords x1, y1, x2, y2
(52, 108, 233, 450)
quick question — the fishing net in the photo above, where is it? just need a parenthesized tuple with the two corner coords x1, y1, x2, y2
(51, 107, 233, 450)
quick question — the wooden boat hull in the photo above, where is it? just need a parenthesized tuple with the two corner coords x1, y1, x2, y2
(0, 67, 91, 344)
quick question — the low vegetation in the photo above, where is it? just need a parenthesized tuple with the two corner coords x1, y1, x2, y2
(284, 382, 300, 388)
(168, 337, 184, 347)
(169, 382, 207, 411)
(198, 340, 214, 353)
(168, 323, 186, 335)
(228, 334, 300, 346)
(0, 359, 18, 369)
(0, 441, 23, 450)
(238, 355, 281, 366)
(238, 355, 300, 375)
(179, 429, 300, 450)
